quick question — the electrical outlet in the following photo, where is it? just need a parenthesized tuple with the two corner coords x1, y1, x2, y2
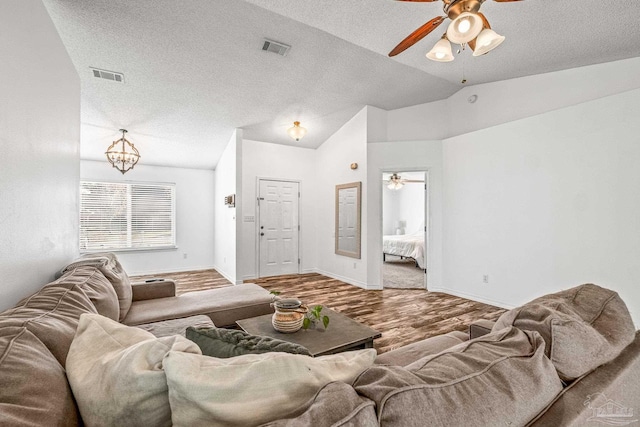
(353, 262, 357, 269)
(483, 275, 489, 284)
(183, 253, 187, 259)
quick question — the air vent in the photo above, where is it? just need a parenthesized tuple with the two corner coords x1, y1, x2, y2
(262, 39, 291, 56)
(90, 67, 124, 83)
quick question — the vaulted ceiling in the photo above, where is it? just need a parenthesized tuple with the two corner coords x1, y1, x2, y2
(42, 0, 640, 169)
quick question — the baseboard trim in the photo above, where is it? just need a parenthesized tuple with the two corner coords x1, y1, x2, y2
(313, 269, 371, 290)
(128, 265, 217, 277)
(429, 286, 515, 310)
(212, 265, 238, 285)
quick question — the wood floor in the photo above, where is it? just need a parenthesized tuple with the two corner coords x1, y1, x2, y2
(130, 270, 506, 354)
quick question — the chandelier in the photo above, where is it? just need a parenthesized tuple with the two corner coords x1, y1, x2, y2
(287, 121, 307, 141)
(105, 129, 140, 174)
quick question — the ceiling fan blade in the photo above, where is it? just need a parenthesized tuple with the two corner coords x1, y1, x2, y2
(388, 16, 446, 57)
(493, 0, 523, 2)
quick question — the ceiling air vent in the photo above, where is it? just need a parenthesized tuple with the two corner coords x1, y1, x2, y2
(90, 67, 124, 83)
(262, 39, 291, 56)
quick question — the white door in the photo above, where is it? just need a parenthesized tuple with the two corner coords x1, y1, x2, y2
(258, 179, 300, 277)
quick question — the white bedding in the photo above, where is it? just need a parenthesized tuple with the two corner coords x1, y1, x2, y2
(383, 232, 425, 269)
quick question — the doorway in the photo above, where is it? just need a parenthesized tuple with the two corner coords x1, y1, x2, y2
(257, 179, 300, 278)
(381, 171, 427, 289)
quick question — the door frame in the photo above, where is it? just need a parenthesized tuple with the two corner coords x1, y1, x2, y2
(255, 177, 302, 278)
(380, 168, 430, 290)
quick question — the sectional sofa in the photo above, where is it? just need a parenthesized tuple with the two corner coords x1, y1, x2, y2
(0, 253, 638, 426)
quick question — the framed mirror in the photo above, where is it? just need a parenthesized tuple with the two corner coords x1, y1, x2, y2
(335, 181, 362, 258)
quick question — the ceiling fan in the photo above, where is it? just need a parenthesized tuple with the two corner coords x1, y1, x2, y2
(386, 173, 425, 190)
(389, 0, 522, 62)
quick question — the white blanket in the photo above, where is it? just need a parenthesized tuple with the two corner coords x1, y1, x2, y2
(383, 232, 425, 269)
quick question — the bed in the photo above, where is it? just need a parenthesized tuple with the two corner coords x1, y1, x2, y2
(383, 231, 425, 269)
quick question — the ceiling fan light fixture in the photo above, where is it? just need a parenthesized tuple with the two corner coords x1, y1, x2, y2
(287, 121, 307, 141)
(472, 28, 505, 56)
(446, 12, 483, 44)
(387, 173, 405, 190)
(426, 37, 454, 62)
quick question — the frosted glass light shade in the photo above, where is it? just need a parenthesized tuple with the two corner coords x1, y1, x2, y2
(446, 12, 483, 44)
(387, 180, 404, 190)
(287, 121, 307, 141)
(426, 38, 454, 62)
(472, 28, 505, 56)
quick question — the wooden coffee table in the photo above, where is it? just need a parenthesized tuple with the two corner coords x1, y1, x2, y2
(236, 306, 381, 357)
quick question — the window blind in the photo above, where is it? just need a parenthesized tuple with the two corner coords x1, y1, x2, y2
(80, 181, 176, 251)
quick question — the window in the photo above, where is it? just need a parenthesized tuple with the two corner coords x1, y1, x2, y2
(80, 181, 176, 251)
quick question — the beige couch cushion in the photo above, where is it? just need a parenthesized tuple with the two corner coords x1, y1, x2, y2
(66, 313, 201, 427)
(375, 330, 467, 367)
(63, 253, 132, 321)
(49, 265, 119, 321)
(136, 314, 215, 338)
(259, 382, 377, 427)
(164, 348, 377, 427)
(123, 284, 273, 327)
(493, 283, 636, 381)
(354, 327, 563, 427)
(0, 326, 80, 426)
(1, 284, 97, 365)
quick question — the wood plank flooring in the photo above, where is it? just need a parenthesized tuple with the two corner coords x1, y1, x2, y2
(130, 270, 506, 354)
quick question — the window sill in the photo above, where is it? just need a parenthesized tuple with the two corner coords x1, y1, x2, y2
(80, 246, 178, 255)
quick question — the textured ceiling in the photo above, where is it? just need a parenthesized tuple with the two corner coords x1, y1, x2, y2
(42, 0, 640, 169)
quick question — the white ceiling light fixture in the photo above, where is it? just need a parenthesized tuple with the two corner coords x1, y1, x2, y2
(472, 28, 506, 56)
(105, 129, 140, 174)
(426, 36, 454, 62)
(287, 121, 307, 141)
(446, 12, 483, 44)
(387, 173, 405, 190)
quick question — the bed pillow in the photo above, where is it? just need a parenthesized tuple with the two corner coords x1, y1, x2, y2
(164, 348, 376, 427)
(66, 313, 201, 427)
(185, 326, 311, 358)
(493, 283, 636, 380)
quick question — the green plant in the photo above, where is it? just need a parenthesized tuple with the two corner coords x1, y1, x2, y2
(269, 290, 281, 300)
(302, 305, 330, 330)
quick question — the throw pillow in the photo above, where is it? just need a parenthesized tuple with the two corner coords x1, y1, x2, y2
(354, 327, 563, 427)
(186, 326, 311, 357)
(66, 313, 201, 427)
(164, 348, 377, 427)
(493, 283, 636, 380)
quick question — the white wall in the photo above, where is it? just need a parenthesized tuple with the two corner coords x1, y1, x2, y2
(0, 0, 80, 310)
(213, 130, 240, 282)
(442, 88, 640, 326)
(239, 140, 317, 282)
(384, 57, 640, 143)
(368, 141, 443, 290)
(80, 160, 215, 275)
(316, 107, 369, 287)
(383, 180, 425, 235)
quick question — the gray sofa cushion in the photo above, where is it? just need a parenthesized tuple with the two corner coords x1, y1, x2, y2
(186, 326, 311, 358)
(1, 283, 97, 365)
(123, 284, 273, 327)
(63, 253, 132, 321)
(137, 315, 214, 338)
(259, 382, 377, 427)
(50, 266, 119, 321)
(354, 327, 563, 427)
(375, 330, 467, 367)
(0, 327, 80, 426)
(493, 283, 636, 381)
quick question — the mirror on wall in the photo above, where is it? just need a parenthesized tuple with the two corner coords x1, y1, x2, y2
(335, 181, 362, 259)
